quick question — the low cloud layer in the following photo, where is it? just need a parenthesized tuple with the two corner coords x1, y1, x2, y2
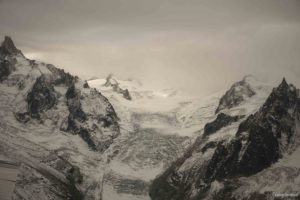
(1, 0, 300, 96)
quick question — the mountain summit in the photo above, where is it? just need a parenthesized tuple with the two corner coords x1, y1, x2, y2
(0, 36, 24, 56)
(0, 36, 121, 199)
(1, 36, 299, 200)
(149, 78, 300, 200)
(215, 75, 256, 113)
(103, 73, 132, 100)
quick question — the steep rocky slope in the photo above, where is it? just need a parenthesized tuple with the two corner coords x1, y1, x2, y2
(103, 74, 132, 100)
(88, 75, 273, 200)
(0, 36, 120, 200)
(1, 36, 120, 152)
(149, 78, 300, 200)
(89, 77, 198, 200)
(215, 75, 256, 113)
(1, 36, 297, 200)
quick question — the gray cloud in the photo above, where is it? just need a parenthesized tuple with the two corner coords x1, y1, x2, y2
(0, 0, 300, 96)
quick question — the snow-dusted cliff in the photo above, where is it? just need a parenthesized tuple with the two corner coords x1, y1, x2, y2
(149, 78, 300, 200)
(1, 36, 299, 200)
(0, 36, 120, 200)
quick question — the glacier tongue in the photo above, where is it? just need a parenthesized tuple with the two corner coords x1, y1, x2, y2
(87, 75, 274, 200)
(0, 55, 273, 200)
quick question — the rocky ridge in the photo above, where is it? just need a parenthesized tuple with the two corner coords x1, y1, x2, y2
(1, 36, 299, 200)
(0, 36, 121, 200)
(149, 78, 300, 200)
(215, 76, 256, 113)
(103, 74, 132, 100)
(203, 113, 244, 136)
(0, 38, 121, 151)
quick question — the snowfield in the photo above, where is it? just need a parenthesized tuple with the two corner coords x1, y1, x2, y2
(1, 37, 299, 200)
(88, 75, 275, 200)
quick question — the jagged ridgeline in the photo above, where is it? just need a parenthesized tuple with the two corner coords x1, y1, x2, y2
(0, 36, 120, 152)
(0, 36, 124, 200)
(150, 78, 300, 200)
(103, 73, 132, 100)
(215, 75, 256, 114)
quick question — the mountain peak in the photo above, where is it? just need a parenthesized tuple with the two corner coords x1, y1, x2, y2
(104, 73, 118, 87)
(103, 73, 132, 100)
(215, 76, 256, 113)
(242, 74, 254, 82)
(278, 77, 288, 89)
(0, 36, 24, 56)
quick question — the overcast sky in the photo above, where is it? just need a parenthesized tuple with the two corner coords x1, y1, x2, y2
(0, 0, 300, 96)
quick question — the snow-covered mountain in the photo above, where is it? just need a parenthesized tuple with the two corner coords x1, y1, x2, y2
(88, 75, 217, 200)
(0, 36, 120, 200)
(0, 36, 211, 200)
(0, 36, 299, 200)
(149, 78, 300, 200)
(87, 74, 277, 200)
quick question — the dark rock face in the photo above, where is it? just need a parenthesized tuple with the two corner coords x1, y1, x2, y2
(63, 85, 120, 151)
(218, 79, 298, 178)
(26, 75, 57, 119)
(122, 88, 132, 100)
(203, 113, 244, 136)
(150, 78, 300, 200)
(0, 37, 120, 152)
(0, 36, 24, 56)
(65, 84, 87, 122)
(0, 40, 18, 81)
(83, 80, 89, 88)
(90, 88, 120, 131)
(9, 57, 120, 152)
(104, 74, 132, 100)
(0, 60, 13, 81)
(216, 76, 255, 113)
(149, 136, 208, 200)
(64, 83, 97, 150)
(201, 141, 219, 153)
(0, 36, 121, 199)
(216, 78, 299, 177)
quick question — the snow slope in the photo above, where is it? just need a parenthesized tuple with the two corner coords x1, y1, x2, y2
(1, 36, 288, 200)
(149, 78, 300, 200)
(0, 37, 119, 200)
(88, 75, 273, 200)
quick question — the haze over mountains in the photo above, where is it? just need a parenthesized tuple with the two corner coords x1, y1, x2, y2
(0, 36, 299, 200)
(1, 0, 300, 98)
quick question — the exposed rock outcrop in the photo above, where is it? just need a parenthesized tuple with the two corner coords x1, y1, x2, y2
(212, 78, 299, 178)
(83, 80, 89, 88)
(0, 36, 120, 152)
(149, 78, 300, 200)
(216, 76, 256, 113)
(62, 83, 120, 151)
(26, 75, 57, 119)
(0, 39, 18, 81)
(203, 113, 244, 136)
(104, 73, 132, 100)
(0, 36, 24, 56)
(0, 59, 13, 81)
(63, 83, 96, 150)
(0, 36, 120, 200)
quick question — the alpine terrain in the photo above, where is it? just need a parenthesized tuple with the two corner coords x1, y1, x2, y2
(0, 36, 299, 200)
